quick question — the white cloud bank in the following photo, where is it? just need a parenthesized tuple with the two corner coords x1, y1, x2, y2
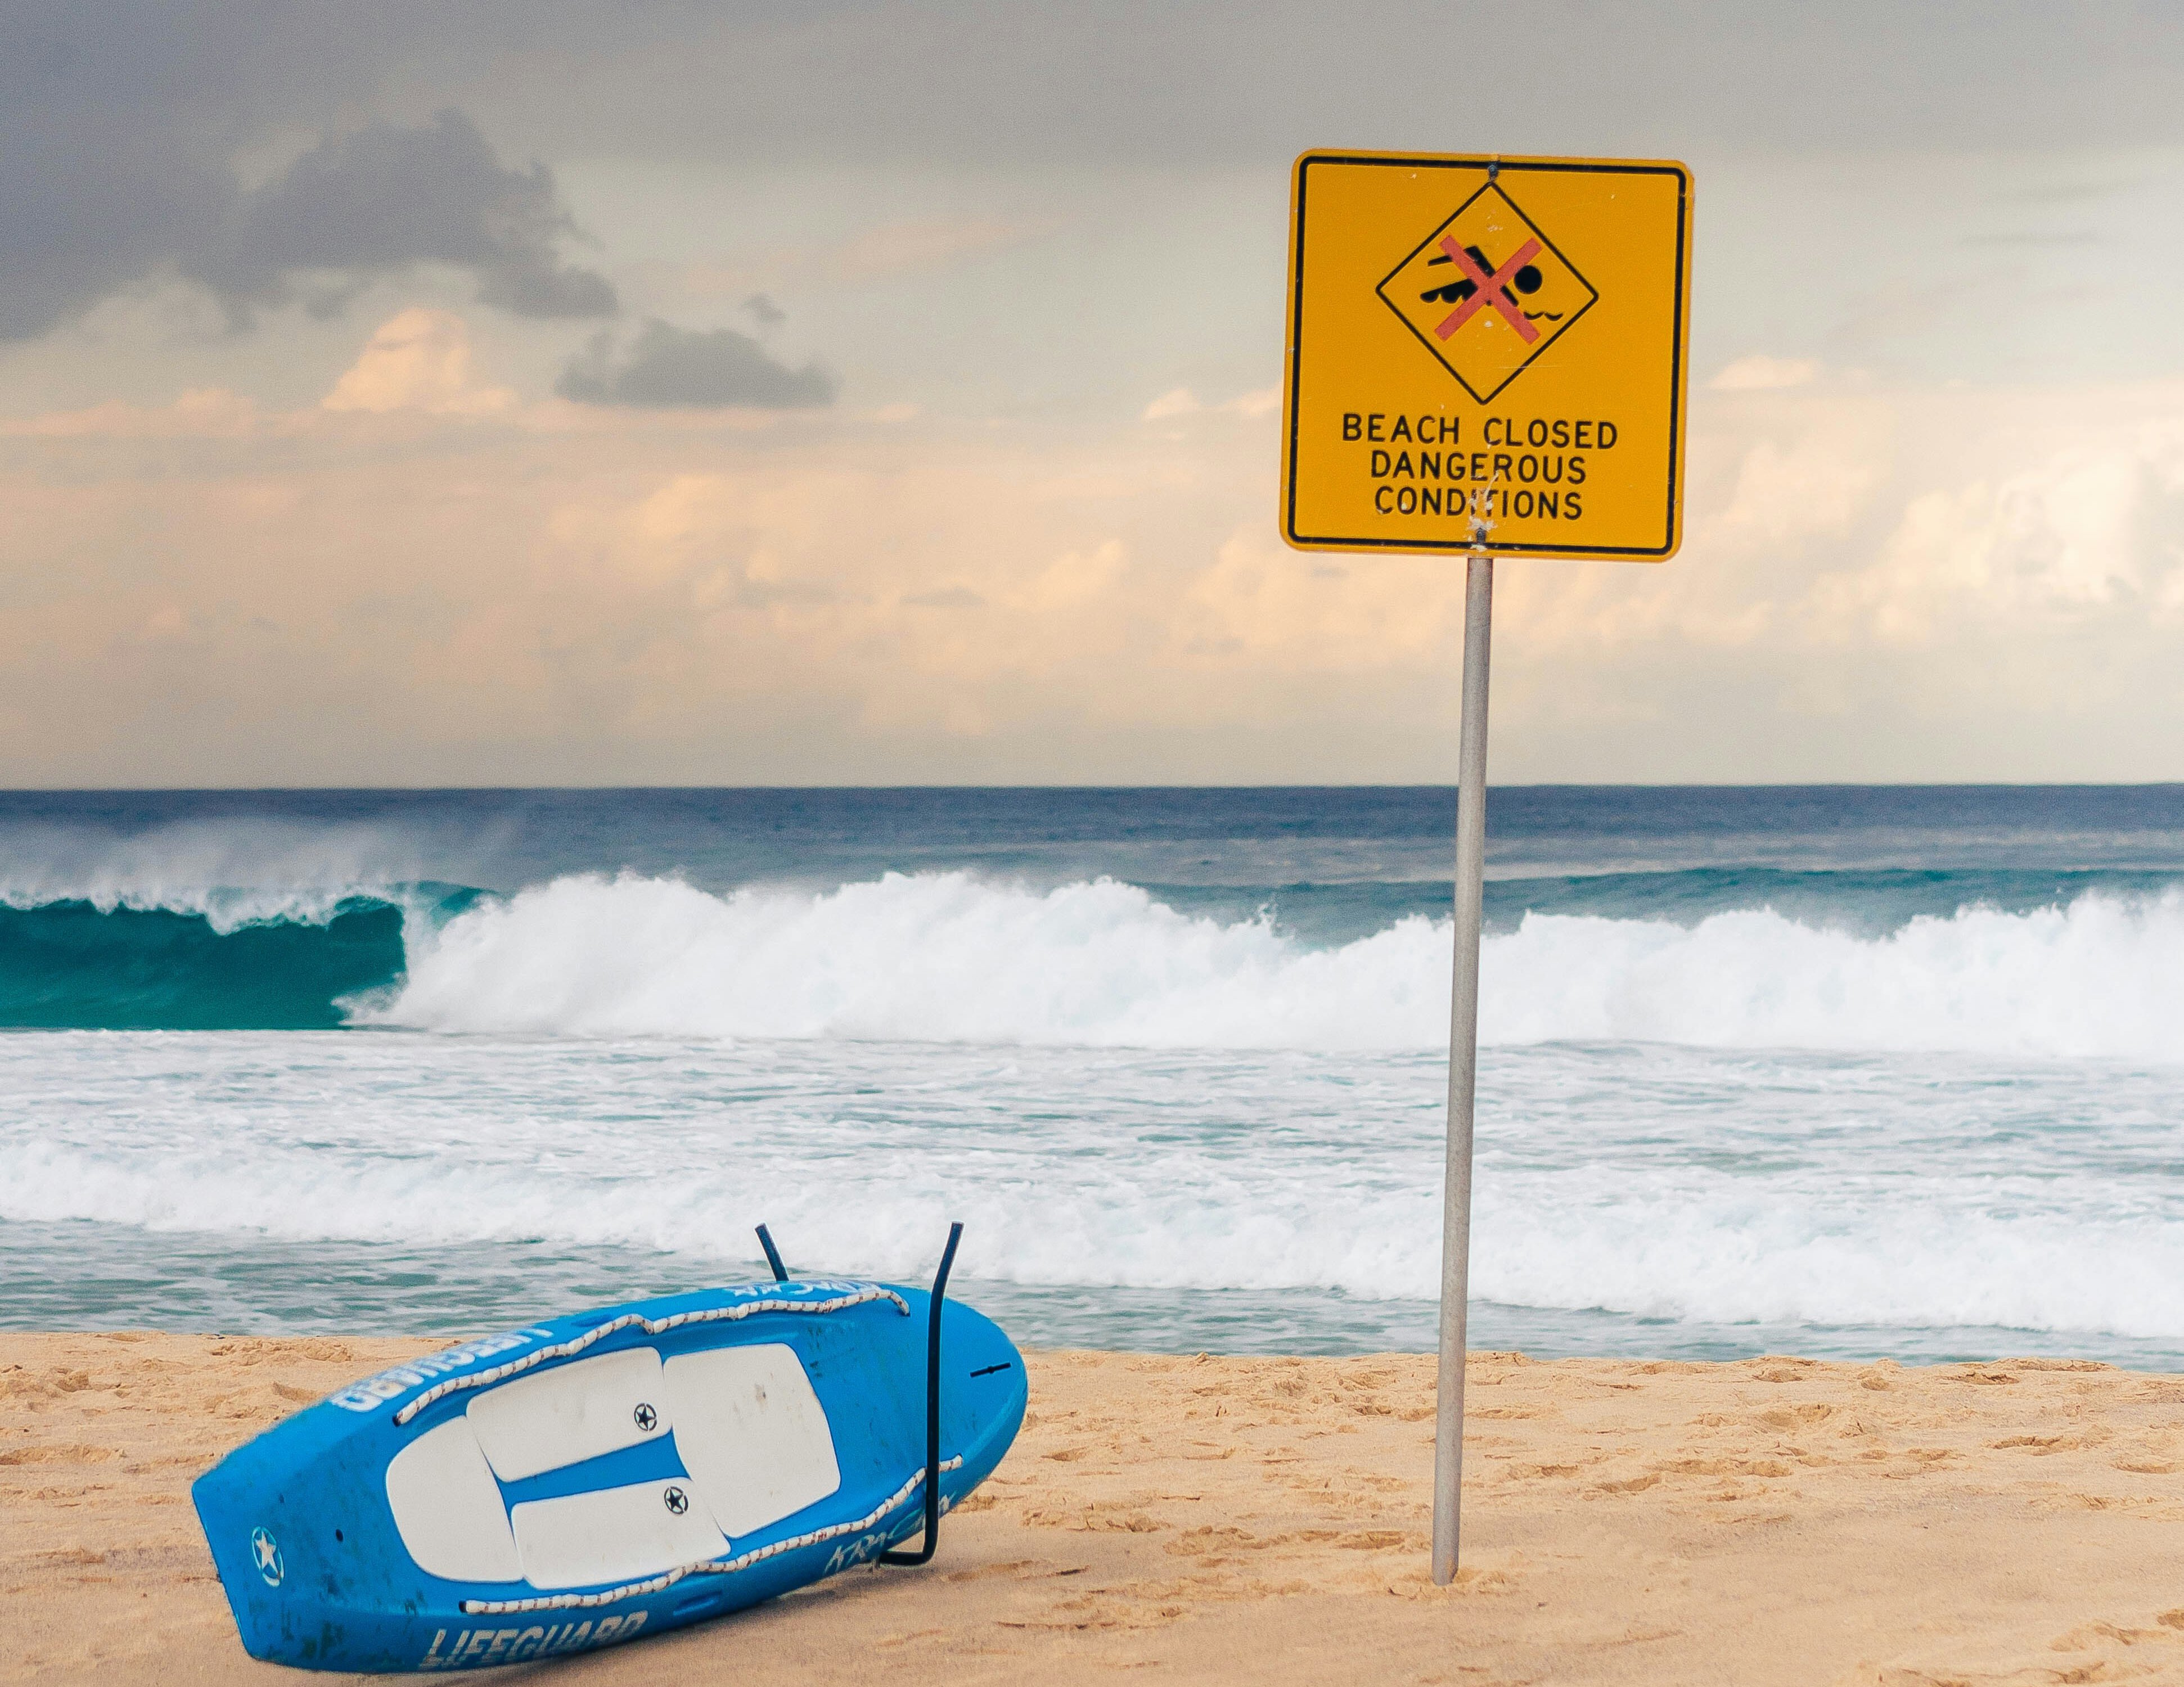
(2, 312, 2183, 783)
(322, 308, 519, 416)
(1710, 355, 1822, 393)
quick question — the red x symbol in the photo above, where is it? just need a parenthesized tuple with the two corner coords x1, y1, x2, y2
(1434, 237, 1543, 344)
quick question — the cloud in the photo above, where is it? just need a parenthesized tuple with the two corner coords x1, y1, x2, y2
(14, 314, 2184, 783)
(683, 218, 1048, 298)
(322, 308, 517, 416)
(556, 319, 836, 409)
(743, 293, 786, 327)
(4, 0, 2181, 364)
(903, 586, 985, 609)
(0, 387, 265, 441)
(0, 29, 228, 340)
(185, 110, 614, 324)
(822, 219, 1033, 281)
(0, 17, 615, 346)
(442, 3, 2184, 168)
(1815, 411, 2184, 640)
(1711, 355, 1822, 392)
(1142, 387, 1282, 422)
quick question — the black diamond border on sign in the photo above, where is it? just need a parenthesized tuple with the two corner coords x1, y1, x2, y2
(1373, 182, 1599, 405)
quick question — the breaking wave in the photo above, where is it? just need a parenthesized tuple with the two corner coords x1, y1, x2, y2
(2, 861, 2181, 1056)
(362, 870, 2184, 1061)
(0, 897, 408, 1030)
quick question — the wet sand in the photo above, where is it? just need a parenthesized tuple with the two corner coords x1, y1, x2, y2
(8, 1332, 2184, 1684)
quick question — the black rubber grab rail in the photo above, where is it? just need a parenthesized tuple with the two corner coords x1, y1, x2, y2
(881, 1221, 962, 1567)
(749, 1219, 963, 1568)
(755, 1223, 789, 1283)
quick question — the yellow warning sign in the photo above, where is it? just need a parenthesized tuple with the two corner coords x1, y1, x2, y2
(1281, 151, 1693, 561)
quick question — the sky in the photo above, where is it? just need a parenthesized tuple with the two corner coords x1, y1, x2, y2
(4, 1, 2184, 786)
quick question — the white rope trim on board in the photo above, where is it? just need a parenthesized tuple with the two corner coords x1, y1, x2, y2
(458, 1457, 966, 1614)
(392, 1289, 911, 1426)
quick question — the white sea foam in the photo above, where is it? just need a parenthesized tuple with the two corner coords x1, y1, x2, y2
(6, 1031, 2184, 1342)
(363, 871, 1445, 1048)
(364, 870, 2184, 1061)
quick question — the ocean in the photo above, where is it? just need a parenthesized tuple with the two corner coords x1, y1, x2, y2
(3, 786, 2182, 1366)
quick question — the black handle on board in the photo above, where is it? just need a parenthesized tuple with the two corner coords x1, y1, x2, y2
(881, 1221, 963, 1568)
(755, 1223, 789, 1283)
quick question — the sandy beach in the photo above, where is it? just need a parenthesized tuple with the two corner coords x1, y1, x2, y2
(8, 1334, 2184, 1684)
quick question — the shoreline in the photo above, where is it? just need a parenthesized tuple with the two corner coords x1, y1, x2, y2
(7, 1333, 2184, 1683)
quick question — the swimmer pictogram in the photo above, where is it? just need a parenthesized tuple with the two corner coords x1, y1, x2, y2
(1375, 183, 1597, 403)
(1426, 239, 1550, 341)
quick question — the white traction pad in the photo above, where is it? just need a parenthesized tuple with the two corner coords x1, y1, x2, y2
(665, 1343, 841, 1537)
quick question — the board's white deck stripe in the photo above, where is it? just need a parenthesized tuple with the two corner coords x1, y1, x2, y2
(391, 1289, 909, 1426)
(457, 1457, 964, 1613)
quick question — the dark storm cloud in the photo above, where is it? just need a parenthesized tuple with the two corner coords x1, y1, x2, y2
(184, 111, 615, 324)
(556, 320, 837, 409)
(8, 0, 2184, 344)
(0, 3, 614, 340)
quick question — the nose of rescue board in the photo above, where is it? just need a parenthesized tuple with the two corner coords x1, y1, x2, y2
(191, 1280, 1025, 1673)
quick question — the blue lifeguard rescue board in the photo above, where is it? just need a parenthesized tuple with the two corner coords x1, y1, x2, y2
(191, 1278, 1025, 1672)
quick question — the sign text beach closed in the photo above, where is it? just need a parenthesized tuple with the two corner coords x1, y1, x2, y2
(1281, 151, 1693, 560)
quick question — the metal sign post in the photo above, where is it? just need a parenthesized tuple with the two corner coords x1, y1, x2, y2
(1278, 150, 1692, 1581)
(1431, 551, 1492, 1585)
